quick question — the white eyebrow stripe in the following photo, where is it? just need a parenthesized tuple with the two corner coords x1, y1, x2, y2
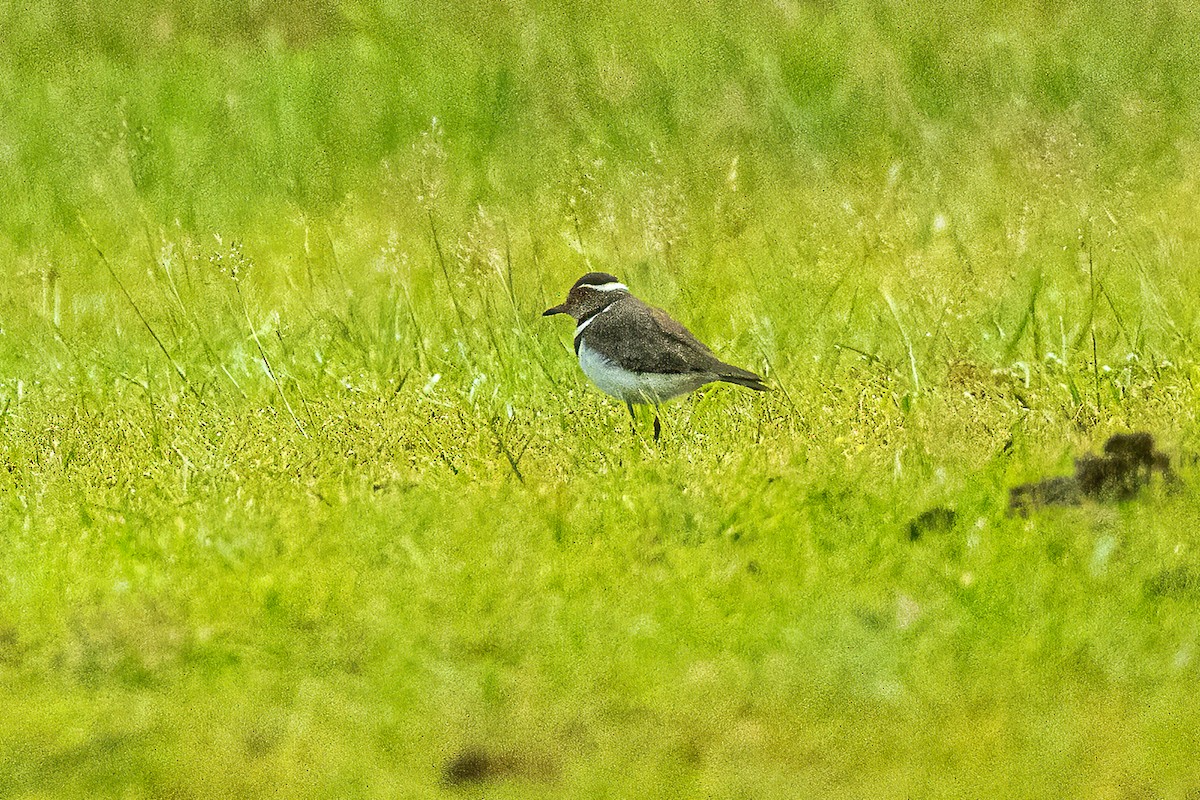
(586, 282, 627, 292)
(574, 304, 613, 339)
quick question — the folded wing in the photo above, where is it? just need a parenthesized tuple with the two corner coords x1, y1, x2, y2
(587, 297, 766, 391)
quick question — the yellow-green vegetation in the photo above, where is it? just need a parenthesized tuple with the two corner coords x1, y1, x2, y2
(3, 2, 1200, 797)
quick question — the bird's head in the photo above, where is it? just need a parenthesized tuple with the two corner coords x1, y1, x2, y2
(543, 272, 629, 320)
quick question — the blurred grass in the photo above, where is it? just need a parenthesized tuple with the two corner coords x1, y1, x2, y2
(2, 1, 1200, 797)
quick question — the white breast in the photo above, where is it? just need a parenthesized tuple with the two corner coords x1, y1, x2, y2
(577, 341, 711, 404)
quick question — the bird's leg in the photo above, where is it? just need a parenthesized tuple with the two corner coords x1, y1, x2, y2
(626, 401, 637, 436)
(653, 405, 661, 442)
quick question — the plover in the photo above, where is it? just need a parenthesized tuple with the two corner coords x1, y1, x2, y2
(544, 272, 767, 439)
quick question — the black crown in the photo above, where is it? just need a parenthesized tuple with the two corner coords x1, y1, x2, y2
(572, 272, 621, 290)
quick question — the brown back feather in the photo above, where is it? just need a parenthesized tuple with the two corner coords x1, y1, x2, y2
(586, 296, 764, 385)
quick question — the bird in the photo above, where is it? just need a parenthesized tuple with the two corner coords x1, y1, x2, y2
(543, 272, 768, 439)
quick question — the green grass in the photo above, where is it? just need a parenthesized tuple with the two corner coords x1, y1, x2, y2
(2, 1, 1200, 796)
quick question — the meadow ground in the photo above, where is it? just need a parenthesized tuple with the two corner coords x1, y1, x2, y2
(2, 2, 1200, 797)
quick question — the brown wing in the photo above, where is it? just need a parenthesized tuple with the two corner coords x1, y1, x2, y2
(585, 296, 727, 375)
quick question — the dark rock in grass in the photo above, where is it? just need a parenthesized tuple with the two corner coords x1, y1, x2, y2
(1077, 431, 1176, 499)
(1008, 431, 1176, 516)
(907, 507, 958, 541)
(1102, 431, 1156, 460)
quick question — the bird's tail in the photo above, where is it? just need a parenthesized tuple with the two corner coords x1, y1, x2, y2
(717, 365, 770, 392)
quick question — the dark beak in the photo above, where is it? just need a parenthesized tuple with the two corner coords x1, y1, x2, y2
(543, 304, 567, 316)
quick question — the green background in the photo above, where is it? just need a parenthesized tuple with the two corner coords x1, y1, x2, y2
(1, 1, 1199, 797)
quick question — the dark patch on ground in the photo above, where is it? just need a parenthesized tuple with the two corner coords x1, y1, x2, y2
(907, 506, 958, 541)
(443, 749, 498, 785)
(854, 608, 888, 630)
(0, 624, 21, 666)
(1008, 476, 1082, 512)
(1009, 432, 1176, 516)
(441, 747, 558, 787)
(1145, 566, 1200, 599)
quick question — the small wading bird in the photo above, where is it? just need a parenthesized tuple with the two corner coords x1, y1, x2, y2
(543, 272, 768, 440)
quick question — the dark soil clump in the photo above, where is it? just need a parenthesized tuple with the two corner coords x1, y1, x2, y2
(1009, 432, 1176, 516)
(907, 506, 959, 541)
